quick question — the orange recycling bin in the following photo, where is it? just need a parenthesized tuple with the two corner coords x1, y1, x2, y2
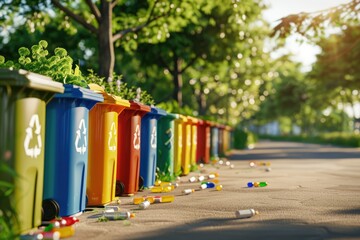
(181, 116, 191, 175)
(187, 116, 198, 172)
(86, 84, 130, 206)
(116, 101, 150, 196)
(173, 114, 186, 176)
(196, 120, 211, 164)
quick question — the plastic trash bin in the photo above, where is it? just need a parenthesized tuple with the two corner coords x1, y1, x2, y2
(210, 122, 219, 160)
(42, 84, 103, 220)
(223, 126, 232, 155)
(139, 107, 166, 188)
(218, 124, 225, 157)
(0, 69, 64, 234)
(196, 120, 211, 164)
(116, 101, 150, 196)
(86, 84, 130, 206)
(156, 113, 178, 180)
(187, 116, 198, 172)
(181, 116, 191, 175)
(173, 114, 186, 176)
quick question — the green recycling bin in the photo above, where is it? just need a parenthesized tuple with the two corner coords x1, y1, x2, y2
(0, 69, 64, 234)
(156, 113, 178, 181)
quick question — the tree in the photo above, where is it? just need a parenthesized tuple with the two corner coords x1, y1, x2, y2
(0, 0, 207, 78)
(272, 0, 360, 38)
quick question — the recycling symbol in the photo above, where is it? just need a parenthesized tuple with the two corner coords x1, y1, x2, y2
(133, 124, 141, 150)
(23, 114, 42, 158)
(75, 119, 87, 154)
(108, 122, 117, 151)
(164, 128, 173, 148)
(150, 126, 157, 149)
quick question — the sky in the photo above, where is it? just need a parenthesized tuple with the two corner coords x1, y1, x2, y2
(262, 0, 351, 71)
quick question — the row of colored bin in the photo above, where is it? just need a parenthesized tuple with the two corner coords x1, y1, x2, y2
(0, 69, 232, 235)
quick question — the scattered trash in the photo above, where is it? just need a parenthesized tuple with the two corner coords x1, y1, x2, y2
(249, 162, 256, 168)
(189, 176, 197, 182)
(230, 164, 235, 169)
(218, 159, 224, 165)
(20, 231, 60, 240)
(207, 172, 219, 179)
(134, 195, 175, 204)
(52, 225, 75, 239)
(200, 182, 216, 189)
(182, 189, 195, 195)
(150, 185, 174, 193)
(103, 211, 135, 220)
(265, 167, 271, 172)
(199, 163, 204, 168)
(225, 161, 231, 166)
(235, 209, 259, 219)
(247, 182, 268, 188)
(216, 185, 223, 191)
(104, 205, 121, 212)
(139, 200, 151, 210)
(198, 175, 205, 182)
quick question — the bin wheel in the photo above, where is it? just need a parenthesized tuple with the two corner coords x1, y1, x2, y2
(42, 199, 60, 221)
(138, 176, 144, 190)
(116, 181, 125, 197)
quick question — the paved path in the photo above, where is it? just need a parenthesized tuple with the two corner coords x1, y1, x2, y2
(71, 140, 360, 240)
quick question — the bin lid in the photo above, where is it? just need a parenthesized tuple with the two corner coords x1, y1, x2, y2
(165, 113, 178, 120)
(0, 69, 64, 93)
(150, 106, 167, 116)
(187, 116, 198, 124)
(88, 83, 130, 107)
(129, 100, 151, 112)
(175, 114, 188, 122)
(54, 84, 104, 102)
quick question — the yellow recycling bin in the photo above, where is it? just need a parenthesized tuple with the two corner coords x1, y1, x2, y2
(181, 116, 191, 175)
(173, 114, 186, 176)
(86, 84, 130, 206)
(187, 116, 198, 172)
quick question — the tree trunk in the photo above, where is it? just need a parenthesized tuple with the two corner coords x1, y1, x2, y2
(98, 1, 114, 79)
(197, 83, 207, 116)
(172, 54, 183, 107)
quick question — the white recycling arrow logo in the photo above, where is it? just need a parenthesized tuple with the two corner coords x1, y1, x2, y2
(164, 128, 173, 148)
(23, 114, 42, 158)
(150, 126, 157, 149)
(75, 119, 87, 154)
(133, 124, 141, 150)
(108, 122, 117, 151)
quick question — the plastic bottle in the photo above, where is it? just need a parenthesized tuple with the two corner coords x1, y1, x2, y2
(189, 176, 196, 182)
(153, 195, 175, 203)
(198, 175, 205, 182)
(235, 209, 259, 219)
(104, 205, 121, 212)
(139, 200, 151, 209)
(216, 184, 223, 191)
(207, 172, 219, 179)
(200, 182, 215, 189)
(247, 182, 267, 188)
(20, 231, 60, 240)
(182, 189, 195, 195)
(104, 211, 134, 220)
(150, 185, 174, 193)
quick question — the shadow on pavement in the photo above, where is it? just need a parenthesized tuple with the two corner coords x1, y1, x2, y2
(126, 217, 360, 240)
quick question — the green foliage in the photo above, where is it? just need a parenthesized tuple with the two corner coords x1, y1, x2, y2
(85, 70, 155, 105)
(0, 40, 87, 87)
(260, 132, 360, 148)
(0, 162, 18, 240)
(156, 100, 193, 115)
(233, 128, 258, 149)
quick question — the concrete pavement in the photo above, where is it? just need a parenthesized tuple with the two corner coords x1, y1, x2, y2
(70, 140, 360, 239)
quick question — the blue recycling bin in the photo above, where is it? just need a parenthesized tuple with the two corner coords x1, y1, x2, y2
(210, 123, 219, 160)
(156, 113, 178, 181)
(139, 107, 166, 188)
(42, 84, 103, 220)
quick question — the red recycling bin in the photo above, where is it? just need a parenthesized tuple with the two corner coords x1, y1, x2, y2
(196, 120, 211, 164)
(116, 101, 150, 196)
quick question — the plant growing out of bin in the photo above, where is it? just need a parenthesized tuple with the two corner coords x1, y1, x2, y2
(0, 40, 87, 87)
(85, 70, 155, 105)
(0, 161, 19, 239)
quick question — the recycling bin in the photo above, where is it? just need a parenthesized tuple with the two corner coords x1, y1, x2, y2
(181, 116, 191, 175)
(139, 107, 166, 188)
(0, 69, 64, 234)
(156, 113, 178, 180)
(42, 84, 103, 220)
(210, 122, 219, 160)
(187, 116, 198, 172)
(173, 114, 186, 176)
(223, 126, 232, 155)
(116, 101, 150, 196)
(86, 84, 130, 206)
(218, 124, 225, 157)
(196, 120, 211, 164)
